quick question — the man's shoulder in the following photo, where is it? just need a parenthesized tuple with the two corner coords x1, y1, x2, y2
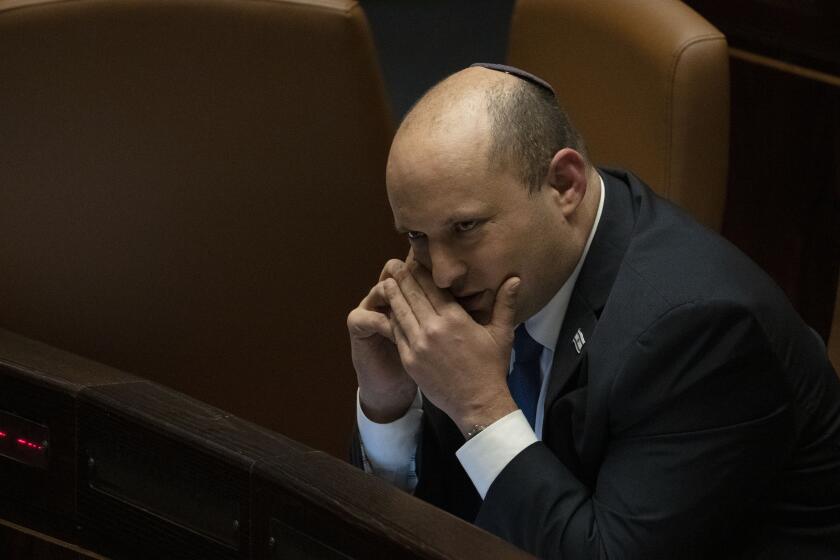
(601, 168, 781, 316)
(586, 166, 798, 365)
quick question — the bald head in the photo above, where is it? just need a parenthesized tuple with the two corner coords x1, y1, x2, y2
(393, 66, 588, 192)
(399, 67, 506, 136)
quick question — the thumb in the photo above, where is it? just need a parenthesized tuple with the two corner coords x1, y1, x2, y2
(489, 276, 520, 333)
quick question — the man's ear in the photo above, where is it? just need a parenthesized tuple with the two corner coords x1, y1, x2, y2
(546, 148, 588, 218)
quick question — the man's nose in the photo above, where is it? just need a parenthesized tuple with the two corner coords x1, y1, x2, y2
(428, 244, 466, 290)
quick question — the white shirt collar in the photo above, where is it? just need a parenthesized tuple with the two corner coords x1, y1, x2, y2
(524, 173, 605, 351)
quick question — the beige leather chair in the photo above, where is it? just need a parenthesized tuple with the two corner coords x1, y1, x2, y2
(508, 0, 730, 231)
(829, 280, 840, 373)
(0, 0, 401, 457)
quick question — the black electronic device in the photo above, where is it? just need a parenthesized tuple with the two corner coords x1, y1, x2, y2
(76, 382, 255, 559)
(0, 409, 50, 470)
(0, 329, 145, 550)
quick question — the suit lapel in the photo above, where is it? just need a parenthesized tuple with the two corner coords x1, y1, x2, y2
(544, 169, 637, 422)
(544, 292, 597, 408)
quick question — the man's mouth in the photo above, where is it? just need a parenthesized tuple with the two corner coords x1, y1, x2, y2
(455, 291, 486, 311)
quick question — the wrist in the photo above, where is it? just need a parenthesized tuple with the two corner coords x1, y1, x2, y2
(464, 424, 487, 440)
(455, 393, 518, 438)
(359, 382, 418, 424)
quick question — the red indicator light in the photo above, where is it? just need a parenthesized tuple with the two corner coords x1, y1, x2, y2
(0, 412, 49, 468)
(14, 437, 44, 451)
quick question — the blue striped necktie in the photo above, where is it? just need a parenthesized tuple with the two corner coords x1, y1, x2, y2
(508, 324, 543, 429)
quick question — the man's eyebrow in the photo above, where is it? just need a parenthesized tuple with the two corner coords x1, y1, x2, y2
(444, 214, 477, 226)
(392, 210, 491, 234)
(444, 208, 493, 226)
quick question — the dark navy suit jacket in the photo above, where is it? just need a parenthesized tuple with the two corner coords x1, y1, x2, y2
(407, 169, 840, 559)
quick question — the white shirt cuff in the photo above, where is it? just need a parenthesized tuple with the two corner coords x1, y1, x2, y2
(455, 410, 538, 499)
(356, 389, 423, 474)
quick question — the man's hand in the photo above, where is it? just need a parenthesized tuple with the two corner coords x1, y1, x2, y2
(383, 260, 521, 436)
(347, 260, 418, 423)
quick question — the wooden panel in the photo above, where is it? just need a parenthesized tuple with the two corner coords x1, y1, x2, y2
(683, 2, 840, 338)
(1, 328, 532, 559)
(0, 520, 105, 560)
(720, 57, 839, 339)
(684, 0, 840, 75)
(253, 451, 534, 560)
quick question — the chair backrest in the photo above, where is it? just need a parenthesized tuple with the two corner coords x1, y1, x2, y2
(0, 0, 400, 456)
(829, 280, 840, 372)
(508, 0, 730, 231)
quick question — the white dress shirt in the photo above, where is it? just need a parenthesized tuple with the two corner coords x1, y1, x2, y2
(358, 175, 605, 498)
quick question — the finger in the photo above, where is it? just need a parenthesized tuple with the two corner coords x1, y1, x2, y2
(390, 315, 412, 365)
(379, 258, 406, 282)
(408, 259, 456, 311)
(489, 276, 521, 332)
(383, 278, 421, 342)
(348, 307, 394, 342)
(394, 264, 437, 320)
(360, 281, 391, 311)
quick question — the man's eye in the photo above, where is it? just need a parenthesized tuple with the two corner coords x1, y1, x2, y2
(406, 231, 426, 241)
(454, 220, 479, 233)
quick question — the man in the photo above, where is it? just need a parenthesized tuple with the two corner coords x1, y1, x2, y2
(347, 64, 840, 558)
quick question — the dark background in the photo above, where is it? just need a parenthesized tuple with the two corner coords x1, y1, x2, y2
(361, 0, 516, 119)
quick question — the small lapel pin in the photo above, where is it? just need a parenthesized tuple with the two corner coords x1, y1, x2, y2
(573, 329, 586, 354)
